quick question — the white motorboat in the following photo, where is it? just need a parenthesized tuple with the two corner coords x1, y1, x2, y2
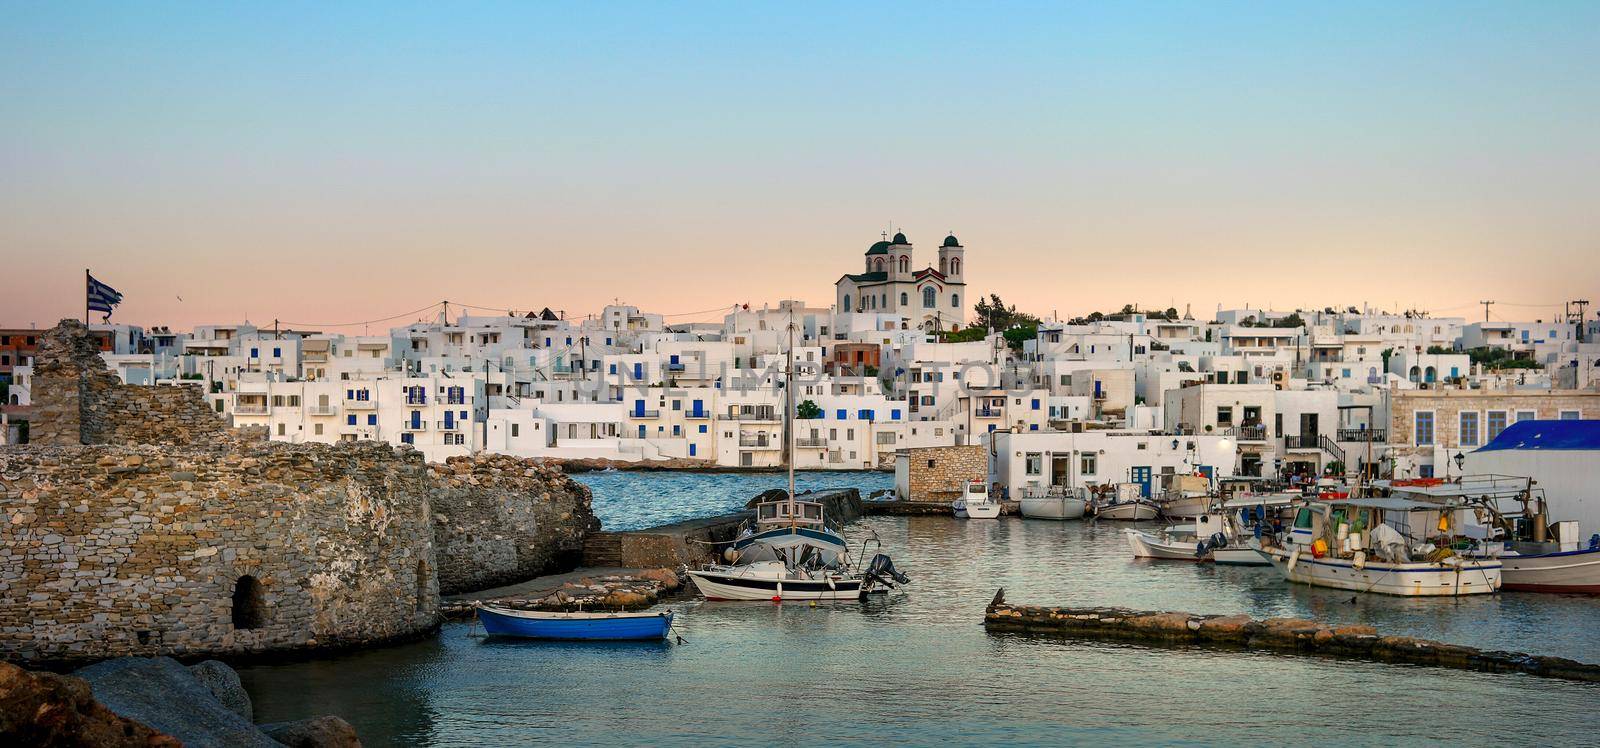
(1019, 486, 1087, 520)
(1256, 497, 1501, 596)
(1499, 545, 1600, 593)
(1154, 473, 1212, 519)
(1213, 493, 1299, 567)
(1126, 525, 1206, 561)
(1212, 547, 1271, 566)
(953, 480, 1002, 519)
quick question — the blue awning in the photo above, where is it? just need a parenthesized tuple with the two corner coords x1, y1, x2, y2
(1476, 419, 1600, 452)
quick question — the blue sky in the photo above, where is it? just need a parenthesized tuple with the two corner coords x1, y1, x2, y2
(3, 2, 1596, 327)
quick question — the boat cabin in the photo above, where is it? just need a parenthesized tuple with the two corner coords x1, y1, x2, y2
(756, 499, 826, 528)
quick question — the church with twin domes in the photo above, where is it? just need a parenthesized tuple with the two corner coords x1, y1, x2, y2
(834, 231, 968, 331)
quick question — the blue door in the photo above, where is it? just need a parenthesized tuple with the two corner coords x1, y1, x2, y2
(633, 399, 645, 417)
(691, 399, 703, 417)
(410, 411, 422, 429)
(1131, 466, 1152, 497)
(689, 444, 696, 457)
(637, 424, 646, 438)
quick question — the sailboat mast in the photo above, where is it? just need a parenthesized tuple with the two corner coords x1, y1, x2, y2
(787, 311, 797, 508)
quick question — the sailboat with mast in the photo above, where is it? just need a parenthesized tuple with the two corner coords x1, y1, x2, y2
(686, 313, 908, 601)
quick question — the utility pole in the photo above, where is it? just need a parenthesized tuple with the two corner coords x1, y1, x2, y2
(1479, 300, 1494, 323)
(1569, 300, 1591, 342)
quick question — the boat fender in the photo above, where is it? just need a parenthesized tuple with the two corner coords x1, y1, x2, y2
(827, 577, 836, 591)
(1287, 547, 1301, 573)
(1352, 551, 1366, 570)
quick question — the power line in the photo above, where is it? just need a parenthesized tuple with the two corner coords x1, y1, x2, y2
(279, 302, 444, 329)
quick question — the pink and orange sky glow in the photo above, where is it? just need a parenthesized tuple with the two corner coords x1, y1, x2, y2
(3, 3, 1596, 331)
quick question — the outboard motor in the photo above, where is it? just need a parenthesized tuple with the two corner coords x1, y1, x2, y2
(862, 553, 909, 592)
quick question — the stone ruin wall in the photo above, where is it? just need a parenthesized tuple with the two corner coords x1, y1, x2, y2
(0, 320, 599, 664)
(0, 441, 440, 664)
(429, 454, 600, 595)
(28, 319, 228, 447)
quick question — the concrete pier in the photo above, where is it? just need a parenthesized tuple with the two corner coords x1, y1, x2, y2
(984, 590, 1600, 683)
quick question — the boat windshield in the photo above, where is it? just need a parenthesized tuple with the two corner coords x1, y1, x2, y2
(756, 500, 825, 526)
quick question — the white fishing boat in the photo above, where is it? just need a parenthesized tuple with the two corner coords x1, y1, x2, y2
(1126, 525, 1205, 561)
(686, 314, 909, 602)
(1212, 493, 1299, 567)
(1154, 473, 1212, 519)
(1255, 497, 1501, 596)
(1093, 482, 1161, 521)
(953, 480, 1002, 519)
(1127, 514, 1233, 562)
(1019, 486, 1087, 520)
(1445, 474, 1600, 594)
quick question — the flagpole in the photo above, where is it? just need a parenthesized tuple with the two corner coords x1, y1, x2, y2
(84, 269, 90, 324)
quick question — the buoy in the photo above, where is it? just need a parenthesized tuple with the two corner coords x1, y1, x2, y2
(771, 596, 782, 603)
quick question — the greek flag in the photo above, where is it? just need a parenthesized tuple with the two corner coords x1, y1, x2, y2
(86, 273, 123, 319)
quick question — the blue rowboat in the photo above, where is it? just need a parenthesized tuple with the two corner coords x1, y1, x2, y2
(476, 604, 674, 641)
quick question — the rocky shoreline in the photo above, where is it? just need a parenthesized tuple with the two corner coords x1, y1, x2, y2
(2, 656, 359, 747)
(983, 590, 1600, 683)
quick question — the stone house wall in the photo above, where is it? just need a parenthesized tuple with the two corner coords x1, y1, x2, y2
(429, 454, 599, 595)
(1388, 388, 1600, 474)
(905, 445, 987, 502)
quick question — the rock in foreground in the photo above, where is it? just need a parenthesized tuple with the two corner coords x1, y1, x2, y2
(0, 661, 179, 747)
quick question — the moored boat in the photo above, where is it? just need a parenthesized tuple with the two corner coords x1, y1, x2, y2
(953, 480, 1002, 519)
(1019, 486, 1087, 520)
(476, 605, 674, 641)
(1125, 525, 1207, 561)
(1256, 496, 1501, 596)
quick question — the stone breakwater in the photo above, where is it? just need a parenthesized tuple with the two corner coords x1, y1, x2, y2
(440, 569, 683, 619)
(429, 453, 600, 596)
(983, 591, 1600, 683)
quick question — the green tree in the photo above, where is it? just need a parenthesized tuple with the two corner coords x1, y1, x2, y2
(1164, 307, 1179, 320)
(795, 399, 822, 419)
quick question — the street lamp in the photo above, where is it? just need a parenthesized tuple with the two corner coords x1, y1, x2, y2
(1453, 451, 1466, 475)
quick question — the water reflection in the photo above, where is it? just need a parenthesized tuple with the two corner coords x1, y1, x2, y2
(574, 470, 894, 531)
(240, 508, 1600, 746)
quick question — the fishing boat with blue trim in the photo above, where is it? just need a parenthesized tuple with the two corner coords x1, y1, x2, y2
(476, 604, 675, 641)
(1253, 494, 1502, 596)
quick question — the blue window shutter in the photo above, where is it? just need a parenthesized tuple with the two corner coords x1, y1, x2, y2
(1030, 424, 1038, 431)
(698, 424, 707, 433)
(836, 409, 847, 420)
(346, 415, 356, 425)
(250, 348, 258, 357)
(346, 389, 354, 399)
(273, 347, 281, 357)
(609, 364, 617, 374)
(368, 414, 376, 425)
(891, 409, 902, 420)
(1031, 399, 1040, 410)
(689, 444, 696, 456)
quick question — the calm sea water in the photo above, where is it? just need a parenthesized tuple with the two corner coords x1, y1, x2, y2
(238, 473, 1600, 746)
(572, 469, 894, 531)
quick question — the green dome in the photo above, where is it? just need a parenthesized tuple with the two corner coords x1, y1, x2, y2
(942, 234, 961, 247)
(865, 240, 891, 255)
(892, 232, 909, 245)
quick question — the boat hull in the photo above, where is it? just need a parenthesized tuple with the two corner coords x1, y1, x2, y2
(476, 606, 673, 641)
(1501, 547, 1600, 594)
(1212, 547, 1271, 566)
(1096, 503, 1159, 521)
(1257, 547, 1501, 596)
(1125, 529, 1206, 561)
(1160, 497, 1209, 519)
(1019, 497, 1087, 520)
(688, 569, 864, 601)
(953, 500, 1001, 519)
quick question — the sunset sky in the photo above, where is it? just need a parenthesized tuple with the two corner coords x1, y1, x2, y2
(3, 2, 1597, 330)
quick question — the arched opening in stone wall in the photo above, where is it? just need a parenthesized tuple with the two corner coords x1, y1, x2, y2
(231, 575, 265, 630)
(415, 560, 430, 612)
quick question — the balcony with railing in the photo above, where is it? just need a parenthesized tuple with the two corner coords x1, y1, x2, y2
(437, 420, 462, 431)
(233, 402, 268, 415)
(401, 420, 428, 432)
(1226, 425, 1267, 442)
(723, 410, 779, 422)
(795, 436, 827, 447)
(629, 409, 661, 418)
(1283, 433, 1322, 450)
(975, 408, 1004, 418)
(307, 404, 338, 416)
(1337, 428, 1386, 443)
(739, 436, 779, 448)
(344, 398, 377, 409)
(405, 394, 428, 406)
(685, 410, 710, 419)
